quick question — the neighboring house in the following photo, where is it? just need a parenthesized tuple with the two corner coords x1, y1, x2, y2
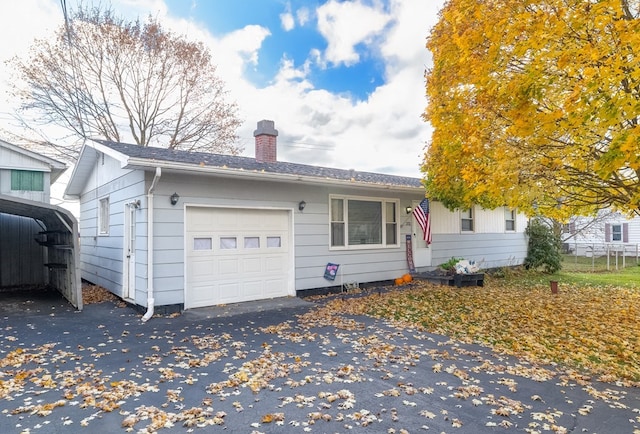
(0, 140, 81, 309)
(64, 120, 528, 315)
(562, 210, 640, 257)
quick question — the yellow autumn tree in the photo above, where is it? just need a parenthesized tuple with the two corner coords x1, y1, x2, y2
(423, 0, 640, 219)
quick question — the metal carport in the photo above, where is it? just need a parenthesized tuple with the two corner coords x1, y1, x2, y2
(0, 194, 82, 309)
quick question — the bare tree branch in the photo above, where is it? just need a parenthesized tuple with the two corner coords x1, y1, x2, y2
(9, 5, 243, 162)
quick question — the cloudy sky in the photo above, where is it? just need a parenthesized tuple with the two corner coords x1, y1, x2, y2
(0, 0, 445, 191)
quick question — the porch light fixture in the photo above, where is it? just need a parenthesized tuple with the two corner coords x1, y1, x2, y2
(170, 192, 180, 206)
(298, 201, 306, 211)
(405, 206, 413, 214)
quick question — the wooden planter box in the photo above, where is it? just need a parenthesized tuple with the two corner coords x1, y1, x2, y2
(419, 272, 485, 288)
(453, 273, 484, 287)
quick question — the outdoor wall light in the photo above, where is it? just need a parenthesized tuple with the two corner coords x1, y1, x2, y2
(405, 206, 413, 214)
(298, 201, 306, 211)
(170, 192, 180, 206)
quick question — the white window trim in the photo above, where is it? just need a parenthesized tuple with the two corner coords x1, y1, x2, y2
(611, 224, 622, 242)
(98, 196, 110, 236)
(460, 207, 474, 232)
(505, 208, 516, 232)
(329, 194, 400, 250)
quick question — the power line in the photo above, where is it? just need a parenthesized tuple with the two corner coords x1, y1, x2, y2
(237, 135, 336, 150)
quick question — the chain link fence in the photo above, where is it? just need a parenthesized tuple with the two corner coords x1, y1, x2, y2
(562, 242, 640, 271)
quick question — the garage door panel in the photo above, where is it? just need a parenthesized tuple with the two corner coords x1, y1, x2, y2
(265, 256, 286, 272)
(186, 207, 290, 308)
(264, 279, 286, 296)
(189, 258, 213, 277)
(243, 280, 263, 298)
(218, 258, 240, 275)
(190, 284, 217, 307)
(242, 257, 262, 273)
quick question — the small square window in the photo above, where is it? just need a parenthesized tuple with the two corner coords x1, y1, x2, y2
(267, 236, 281, 248)
(193, 237, 212, 250)
(220, 237, 237, 249)
(244, 237, 260, 248)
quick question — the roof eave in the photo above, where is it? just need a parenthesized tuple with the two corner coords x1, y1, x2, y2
(124, 158, 423, 193)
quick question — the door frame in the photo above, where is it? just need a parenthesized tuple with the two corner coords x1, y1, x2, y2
(122, 202, 137, 300)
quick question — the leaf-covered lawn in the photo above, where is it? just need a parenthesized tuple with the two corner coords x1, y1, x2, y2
(321, 278, 640, 385)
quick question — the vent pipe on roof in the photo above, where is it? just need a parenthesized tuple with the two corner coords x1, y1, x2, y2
(254, 120, 278, 163)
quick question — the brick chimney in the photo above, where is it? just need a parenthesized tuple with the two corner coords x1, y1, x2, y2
(253, 120, 278, 163)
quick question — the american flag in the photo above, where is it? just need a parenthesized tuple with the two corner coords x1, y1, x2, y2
(412, 198, 432, 245)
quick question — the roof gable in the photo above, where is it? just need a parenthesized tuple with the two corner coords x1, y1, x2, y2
(0, 140, 67, 183)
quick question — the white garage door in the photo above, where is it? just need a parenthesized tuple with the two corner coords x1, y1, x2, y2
(185, 207, 291, 309)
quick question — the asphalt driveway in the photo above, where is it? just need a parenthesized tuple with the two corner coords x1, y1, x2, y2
(0, 289, 638, 433)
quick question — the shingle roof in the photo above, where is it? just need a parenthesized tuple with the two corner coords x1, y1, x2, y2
(95, 140, 423, 189)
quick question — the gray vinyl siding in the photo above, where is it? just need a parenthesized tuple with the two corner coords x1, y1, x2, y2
(141, 172, 419, 304)
(78, 165, 145, 299)
(630, 220, 640, 243)
(293, 197, 414, 290)
(431, 232, 527, 269)
(78, 153, 528, 309)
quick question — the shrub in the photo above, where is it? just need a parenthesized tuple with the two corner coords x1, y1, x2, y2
(440, 257, 463, 274)
(524, 218, 562, 273)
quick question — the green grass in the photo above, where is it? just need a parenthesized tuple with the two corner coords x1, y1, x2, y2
(494, 254, 640, 288)
(561, 253, 639, 272)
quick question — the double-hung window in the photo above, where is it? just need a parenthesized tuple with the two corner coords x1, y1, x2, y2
(505, 208, 516, 231)
(461, 208, 474, 232)
(330, 196, 399, 248)
(611, 224, 622, 241)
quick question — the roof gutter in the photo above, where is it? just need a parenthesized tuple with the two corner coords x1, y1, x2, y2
(141, 167, 161, 322)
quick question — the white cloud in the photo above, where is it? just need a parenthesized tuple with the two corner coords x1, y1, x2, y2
(296, 7, 310, 26)
(381, 0, 443, 74)
(247, 0, 442, 176)
(315, 0, 391, 67)
(280, 12, 295, 31)
(213, 25, 271, 73)
(1, 0, 446, 191)
(0, 1, 62, 120)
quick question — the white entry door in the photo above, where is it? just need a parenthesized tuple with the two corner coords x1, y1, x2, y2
(412, 200, 432, 268)
(185, 207, 291, 309)
(123, 203, 136, 300)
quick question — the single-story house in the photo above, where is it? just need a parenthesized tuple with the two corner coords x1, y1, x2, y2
(64, 120, 528, 316)
(0, 139, 81, 309)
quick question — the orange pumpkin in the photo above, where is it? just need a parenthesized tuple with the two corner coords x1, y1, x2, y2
(394, 277, 404, 286)
(402, 273, 413, 283)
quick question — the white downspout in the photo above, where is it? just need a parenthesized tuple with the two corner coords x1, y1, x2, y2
(142, 167, 162, 322)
